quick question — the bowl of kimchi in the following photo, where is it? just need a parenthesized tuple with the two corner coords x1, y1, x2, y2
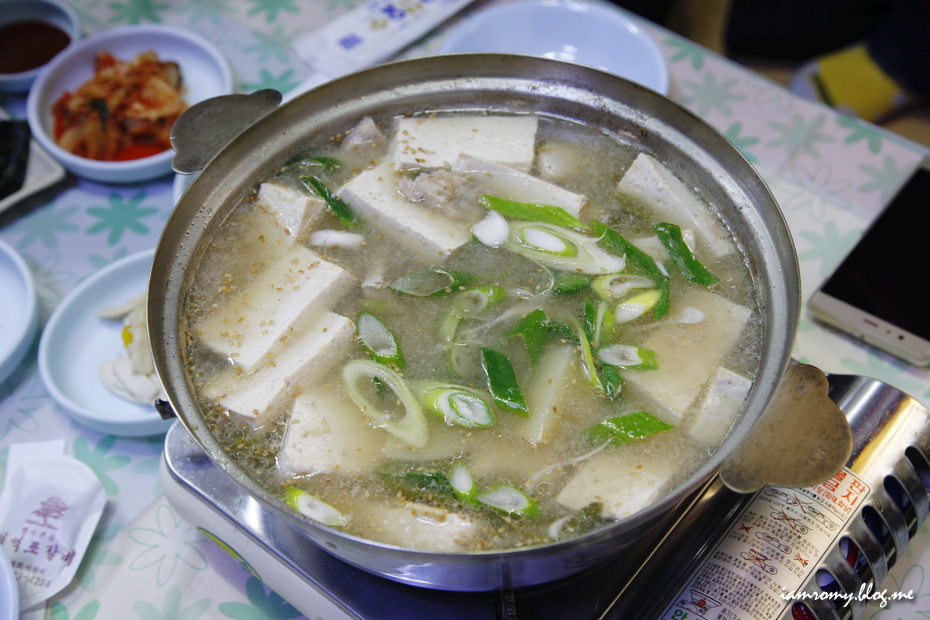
(26, 24, 233, 184)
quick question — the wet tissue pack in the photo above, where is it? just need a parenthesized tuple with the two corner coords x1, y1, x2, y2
(0, 440, 106, 609)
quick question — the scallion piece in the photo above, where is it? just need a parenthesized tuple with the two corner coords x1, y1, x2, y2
(449, 462, 477, 502)
(593, 221, 670, 318)
(505, 309, 549, 366)
(380, 470, 454, 497)
(593, 300, 614, 348)
(596, 344, 658, 370)
(504, 221, 626, 274)
(416, 382, 495, 428)
(300, 175, 362, 229)
(577, 326, 603, 391)
(480, 347, 527, 416)
(614, 289, 662, 324)
(343, 359, 428, 447)
(591, 273, 654, 301)
(284, 486, 346, 527)
(655, 222, 720, 286)
(600, 365, 623, 401)
(440, 286, 507, 344)
(479, 194, 589, 231)
(583, 299, 598, 343)
(476, 484, 541, 518)
(553, 271, 591, 294)
(389, 268, 475, 297)
(584, 411, 674, 447)
(285, 155, 340, 172)
(356, 311, 405, 370)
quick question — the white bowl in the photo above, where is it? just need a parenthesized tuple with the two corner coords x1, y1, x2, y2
(0, 0, 81, 93)
(38, 249, 174, 436)
(439, 0, 669, 95)
(0, 239, 39, 387)
(26, 24, 233, 184)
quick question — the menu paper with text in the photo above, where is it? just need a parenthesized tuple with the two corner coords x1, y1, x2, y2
(659, 468, 870, 620)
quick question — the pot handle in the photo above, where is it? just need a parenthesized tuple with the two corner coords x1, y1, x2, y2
(170, 89, 283, 175)
(719, 363, 853, 493)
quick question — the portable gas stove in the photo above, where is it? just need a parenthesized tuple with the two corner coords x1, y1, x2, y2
(160, 374, 930, 620)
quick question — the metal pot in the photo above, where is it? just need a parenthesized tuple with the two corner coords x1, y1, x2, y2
(150, 54, 812, 591)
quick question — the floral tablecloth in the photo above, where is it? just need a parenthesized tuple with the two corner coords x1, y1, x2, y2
(1, 1, 929, 618)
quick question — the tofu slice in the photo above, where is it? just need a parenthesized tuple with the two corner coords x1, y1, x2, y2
(452, 156, 587, 217)
(256, 182, 326, 239)
(617, 154, 734, 257)
(516, 345, 578, 445)
(277, 386, 380, 475)
(198, 245, 353, 372)
(204, 312, 356, 420)
(623, 288, 752, 424)
(337, 161, 472, 260)
(349, 501, 484, 552)
(394, 115, 537, 172)
(556, 444, 677, 519)
(687, 367, 753, 447)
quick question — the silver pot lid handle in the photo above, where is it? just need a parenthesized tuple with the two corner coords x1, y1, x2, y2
(170, 89, 283, 175)
(720, 363, 853, 493)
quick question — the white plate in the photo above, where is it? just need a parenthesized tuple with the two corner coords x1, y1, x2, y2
(0, 108, 66, 216)
(38, 249, 173, 436)
(439, 0, 669, 95)
(26, 25, 233, 184)
(0, 239, 39, 386)
(0, 546, 16, 620)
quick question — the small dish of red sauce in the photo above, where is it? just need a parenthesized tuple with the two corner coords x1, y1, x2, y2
(0, 0, 81, 92)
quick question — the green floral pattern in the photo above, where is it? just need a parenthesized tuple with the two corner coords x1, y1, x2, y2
(2, 4, 929, 619)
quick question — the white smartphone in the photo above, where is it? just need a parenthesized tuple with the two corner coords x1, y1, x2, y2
(808, 156, 930, 367)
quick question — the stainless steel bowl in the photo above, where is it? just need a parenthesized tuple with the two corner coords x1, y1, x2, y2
(149, 54, 801, 591)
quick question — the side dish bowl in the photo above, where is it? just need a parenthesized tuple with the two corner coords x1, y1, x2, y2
(0, 0, 81, 93)
(26, 24, 233, 183)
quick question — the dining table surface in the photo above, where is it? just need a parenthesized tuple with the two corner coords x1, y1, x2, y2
(2, 0, 930, 618)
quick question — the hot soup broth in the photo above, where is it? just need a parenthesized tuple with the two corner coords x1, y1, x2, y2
(182, 112, 762, 552)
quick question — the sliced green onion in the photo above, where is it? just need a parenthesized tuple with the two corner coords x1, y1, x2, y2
(343, 359, 428, 447)
(505, 309, 549, 366)
(440, 286, 507, 344)
(479, 194, 589, 231)
(577, 326, 602, 391)
(614, 290, 662, 324)
(504, 221, 626, 274)
(583, 299, 598, 343)
(547, 320, 579, 344)
(600, 365, 623, 401)
(285, 155, 340, 171)
(300, 175, 362, 229)
(476, 484, 541, 518)
(596, 344, 658, 370)
(417, 382, 495, 428)
(356, 311, 405, 369)
(593, 301, 614, 348)
(450, 341, 482, 377)
(584, 411, 674, 447)
(655, 222, 720, 286)
(380, 469, 454, 497)
(284, 486, 346, 527)
(449, 462, 477, 502)
(480, 347, 527, 416)
(591, 273, 654, 301)
(593, 221, 670, 318)
(389, 268, 475, 297)
(553, 271, 591, 294)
